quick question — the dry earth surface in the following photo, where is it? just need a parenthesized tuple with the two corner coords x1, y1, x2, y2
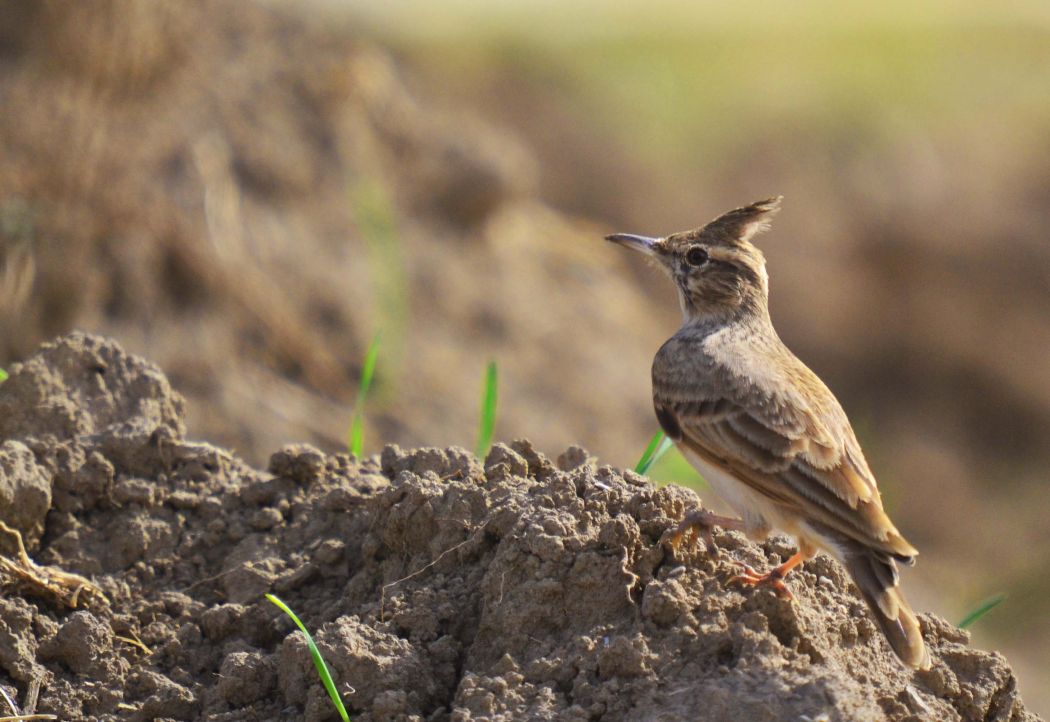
(0, 333, 1041, 721)
(3, 5, 1050, 704)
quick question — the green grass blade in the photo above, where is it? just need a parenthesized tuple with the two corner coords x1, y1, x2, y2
(266, 594, 350, 722)
(635, 430, 672, 475)
(348, 332, 382, 457)
(475, 360, 498, 458)
(634, 431, 663, 473)
(958, 593, 1007, 629)
(351, 179, 408, 377)
(0, 368, 7, 382)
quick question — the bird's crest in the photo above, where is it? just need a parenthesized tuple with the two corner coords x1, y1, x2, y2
(692, 196, 782, 247)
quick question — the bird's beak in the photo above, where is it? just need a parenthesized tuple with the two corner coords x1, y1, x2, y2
(605, 233, 662, 257)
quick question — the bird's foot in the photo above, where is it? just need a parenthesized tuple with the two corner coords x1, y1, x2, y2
(661, 508, 745, 560)
(728, 550, 805, 600)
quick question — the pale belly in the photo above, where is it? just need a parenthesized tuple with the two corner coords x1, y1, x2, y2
(680, 446, 808, 546)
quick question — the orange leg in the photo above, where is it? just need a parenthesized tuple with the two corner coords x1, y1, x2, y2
(729, 550, 806, 599)
(664, 508, 745, 559)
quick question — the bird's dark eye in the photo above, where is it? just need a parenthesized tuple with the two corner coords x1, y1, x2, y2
(685, 246, 709, 266)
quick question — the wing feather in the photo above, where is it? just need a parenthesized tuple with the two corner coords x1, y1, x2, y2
(655, 386, 915, 559)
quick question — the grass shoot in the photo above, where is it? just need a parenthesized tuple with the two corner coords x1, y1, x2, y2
(958, 593, 1007, 629)
(351, 179, 408, 374)
(635, 430, 672, 475)
(475, 360, 498, 458)
(348, 332, 381, 458)
(265, 594, 350, 722)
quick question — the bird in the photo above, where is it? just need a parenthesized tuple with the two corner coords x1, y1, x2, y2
(606, 197, 930, 670)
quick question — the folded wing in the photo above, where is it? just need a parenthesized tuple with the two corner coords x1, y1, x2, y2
(653, 371, 917, 561)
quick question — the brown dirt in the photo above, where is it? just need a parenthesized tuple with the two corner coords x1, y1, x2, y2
(0, 333, 1040, 721)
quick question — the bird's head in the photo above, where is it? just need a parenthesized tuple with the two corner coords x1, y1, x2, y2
(606, 197, 781, 324)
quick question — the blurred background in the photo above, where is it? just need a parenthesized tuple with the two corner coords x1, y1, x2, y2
(0, 0, 1047, 711)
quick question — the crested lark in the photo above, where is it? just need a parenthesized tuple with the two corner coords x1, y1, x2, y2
(607, 197, 930, 670)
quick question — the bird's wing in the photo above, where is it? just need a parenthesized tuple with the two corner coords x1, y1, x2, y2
(654, 371, 917, 560)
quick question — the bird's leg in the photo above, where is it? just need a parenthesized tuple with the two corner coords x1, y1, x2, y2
(663, 508, 746, 559)
(730, 549, 806, 599)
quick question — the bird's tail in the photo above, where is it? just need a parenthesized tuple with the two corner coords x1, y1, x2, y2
(842, 545, 931, 670)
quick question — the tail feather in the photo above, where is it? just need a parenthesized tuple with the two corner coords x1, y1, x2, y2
(843, 546, 931, 670)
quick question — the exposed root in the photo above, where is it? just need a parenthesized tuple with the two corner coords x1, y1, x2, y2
(0, 521, 108, 609)
(115, 629, 153, 656)
(380, 530, 480, 622)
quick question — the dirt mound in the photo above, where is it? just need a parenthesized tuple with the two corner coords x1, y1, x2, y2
(0, 333, 1038, 721)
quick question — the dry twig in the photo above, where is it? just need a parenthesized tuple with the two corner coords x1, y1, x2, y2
(0, 521, 108, 608)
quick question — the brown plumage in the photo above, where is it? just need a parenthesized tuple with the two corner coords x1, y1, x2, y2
(607, 197, 930, 670)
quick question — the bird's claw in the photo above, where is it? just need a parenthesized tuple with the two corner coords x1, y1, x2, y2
(661, 509, 730, 560)
(728, 563, 794, 599)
